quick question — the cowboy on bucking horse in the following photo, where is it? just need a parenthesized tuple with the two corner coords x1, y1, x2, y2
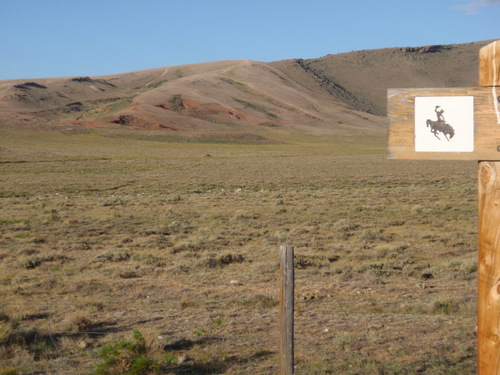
(426, 105, 455, 141)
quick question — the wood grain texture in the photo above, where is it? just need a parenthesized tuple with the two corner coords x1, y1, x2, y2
(388, 87, 499, 160)
(280, 245, 294, 375)
(478, 40, 500, 375)
(478, 162, 500, 374)
(480, 41, 500, 87)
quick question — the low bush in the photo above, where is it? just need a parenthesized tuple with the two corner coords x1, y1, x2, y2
(91, 329, 160, 375)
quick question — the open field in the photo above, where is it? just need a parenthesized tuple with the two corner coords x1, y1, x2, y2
(0, 128, 479, 374)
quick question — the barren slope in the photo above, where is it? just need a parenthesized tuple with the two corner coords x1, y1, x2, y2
(271, 39, 492, 116)
(0, 39, 493, 140)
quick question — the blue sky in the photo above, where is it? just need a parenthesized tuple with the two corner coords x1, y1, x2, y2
(1, 0, 499, 80)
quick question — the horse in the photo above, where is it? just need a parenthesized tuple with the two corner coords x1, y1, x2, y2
(426, 119, 455, 141)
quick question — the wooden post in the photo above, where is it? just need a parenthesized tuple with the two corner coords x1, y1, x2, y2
(478, 40, 500, 375)
(280, 244, 294, 375)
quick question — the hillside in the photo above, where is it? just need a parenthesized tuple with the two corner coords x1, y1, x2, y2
(272, 41, 486, 116)
(0, 39, 493, 141)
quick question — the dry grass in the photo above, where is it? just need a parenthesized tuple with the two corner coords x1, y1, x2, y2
(0, 128, 478, 374)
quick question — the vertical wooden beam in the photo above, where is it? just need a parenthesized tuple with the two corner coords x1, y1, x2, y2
(479, 40, 500, 87)
(478, 40, 500, 375)
(280, 245, 294, 375)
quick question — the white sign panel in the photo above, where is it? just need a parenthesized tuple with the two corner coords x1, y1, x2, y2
(415, 96, 474, 152)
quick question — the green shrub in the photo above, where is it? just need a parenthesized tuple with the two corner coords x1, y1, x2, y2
(433, 300, 459, 315)
(168, 94, 183, 109)
(23, 258, 40, 269)
(164, 352, 177, 365)
(91, 330, 160, 375)
(96, 250, 131, 262)
(204, 253, 244, 268)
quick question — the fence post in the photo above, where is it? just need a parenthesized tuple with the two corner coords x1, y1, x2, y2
(478, 41, 500, 375)
(280, 244, 294, 375)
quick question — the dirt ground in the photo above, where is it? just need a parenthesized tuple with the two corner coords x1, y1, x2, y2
(0, 129, 479, 374)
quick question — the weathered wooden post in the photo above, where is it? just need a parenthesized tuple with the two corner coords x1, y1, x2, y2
(388, 39, 500, 374)
(477, 40, 500, 375)
(280, 244, 294, 375)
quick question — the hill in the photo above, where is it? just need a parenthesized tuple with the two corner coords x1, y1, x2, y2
(0, 39, 493, 141)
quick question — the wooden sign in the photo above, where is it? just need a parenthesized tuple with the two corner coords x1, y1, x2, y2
(388, 87, 499, 160)
(388, 40, 500, 160)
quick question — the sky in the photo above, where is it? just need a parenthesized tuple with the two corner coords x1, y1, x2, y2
(1, 0, 499, 80)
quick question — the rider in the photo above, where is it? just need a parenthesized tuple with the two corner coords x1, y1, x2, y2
(435, 105, 445, 123)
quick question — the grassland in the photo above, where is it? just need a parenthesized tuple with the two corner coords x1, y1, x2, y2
(0, 127, 478, 374)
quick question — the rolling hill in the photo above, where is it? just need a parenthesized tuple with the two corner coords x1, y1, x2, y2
(0, 39, 493, 141)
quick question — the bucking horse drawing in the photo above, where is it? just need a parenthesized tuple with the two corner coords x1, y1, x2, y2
(426, 106, 455, 141)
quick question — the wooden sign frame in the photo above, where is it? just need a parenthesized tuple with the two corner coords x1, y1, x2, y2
(388, 87, 500, 160)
